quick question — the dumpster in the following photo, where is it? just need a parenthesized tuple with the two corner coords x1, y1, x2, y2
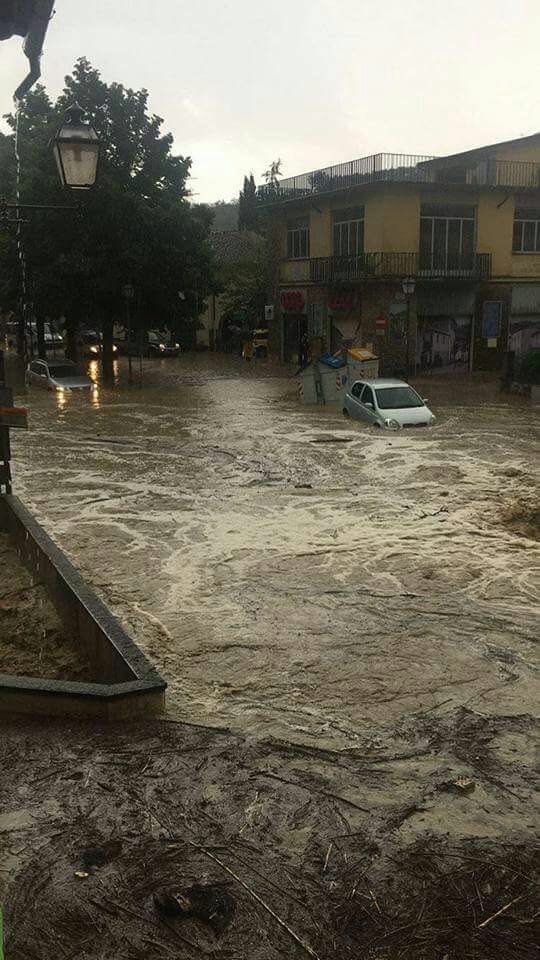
(298, 347, 379, 406)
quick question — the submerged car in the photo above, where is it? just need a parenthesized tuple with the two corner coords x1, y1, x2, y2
(343, 378, 436, 429)
(25, 359, 96, 393)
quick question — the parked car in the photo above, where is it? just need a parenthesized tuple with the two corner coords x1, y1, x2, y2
(343, 378, 436, 429)
(26, 322, 64, 353)
(114, 330, 180, 358)
(25, 359, 96, 393)
(80, 329, 118, 357)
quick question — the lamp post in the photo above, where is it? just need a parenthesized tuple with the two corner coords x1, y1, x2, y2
(402, 276, 416, 379)
(52, 103, 100, 191)
(1, 103, 101, 362)
(122, 284, 135, 384)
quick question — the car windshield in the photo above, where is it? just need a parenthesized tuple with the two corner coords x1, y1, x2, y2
(375, 386, 424, 409)
(48, 364, 84, 378)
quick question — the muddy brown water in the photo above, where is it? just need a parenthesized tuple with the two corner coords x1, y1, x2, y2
(2, 354, 539, 958)
(6, 353, 539, 747)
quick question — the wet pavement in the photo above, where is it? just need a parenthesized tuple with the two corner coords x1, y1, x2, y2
(6, 353, 540, 748)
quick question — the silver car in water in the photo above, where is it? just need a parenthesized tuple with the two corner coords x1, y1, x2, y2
(25, 359, 96, 394)
(343, 378, 436, 430)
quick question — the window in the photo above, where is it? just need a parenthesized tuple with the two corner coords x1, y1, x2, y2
(360, 385, 374, 405)
(287, 219, 309, 259)
(333, 206, 364, 256)
(351, 382, 363, 398)
(30, 361, 45, 374)
(513, 207, 540, 252)
(420, 204, 476, 272)
(375, 387, 424, 410)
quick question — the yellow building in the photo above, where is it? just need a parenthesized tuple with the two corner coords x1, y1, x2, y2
(258, 134, 540, 374)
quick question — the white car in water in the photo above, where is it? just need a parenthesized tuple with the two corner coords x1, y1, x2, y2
(25, 359, 96, 393)
(343, 378, 436, 430)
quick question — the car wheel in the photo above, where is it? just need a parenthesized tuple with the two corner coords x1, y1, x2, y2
(342, 407, 350, 417)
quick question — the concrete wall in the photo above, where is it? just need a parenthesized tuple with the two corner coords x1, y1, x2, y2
(0, 495, 166, 719)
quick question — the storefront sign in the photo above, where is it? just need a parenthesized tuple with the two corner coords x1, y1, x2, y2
(328, 292, 359, 312)
(281, 290, 305, 312)
(264, 304, 274, 322)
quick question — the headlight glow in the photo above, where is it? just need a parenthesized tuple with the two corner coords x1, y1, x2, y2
(159, 343, 166, 350)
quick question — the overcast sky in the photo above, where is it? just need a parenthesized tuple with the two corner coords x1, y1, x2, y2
(1, 0, 539, 202)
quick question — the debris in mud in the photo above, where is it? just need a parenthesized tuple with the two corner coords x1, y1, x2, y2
(81, 839, 123, 869)
(309, 435, 355, 443)
(439, 776, 476, 795)
(499, 495, 540, 540)
(154, 882, 236, 934)
(336, 840, 538, 960)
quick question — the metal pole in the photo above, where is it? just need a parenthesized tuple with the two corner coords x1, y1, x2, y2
(126, 297, 133, 384)
(406, 295, 411, 379)
(469, 312, 476, 376)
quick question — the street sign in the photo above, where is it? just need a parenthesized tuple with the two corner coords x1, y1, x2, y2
(264, 304, 274, 322)
(0, 406, 28, 429)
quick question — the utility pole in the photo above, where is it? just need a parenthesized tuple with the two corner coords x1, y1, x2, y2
(122, 283, 135, 384)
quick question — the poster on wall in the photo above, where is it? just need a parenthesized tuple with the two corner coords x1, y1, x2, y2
(482, 301, 503, 339)
(416, 315, 472, 372)
(388, 301, 407, 338)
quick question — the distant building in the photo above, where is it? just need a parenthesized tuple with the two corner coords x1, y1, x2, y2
(256, 134, 540, 372)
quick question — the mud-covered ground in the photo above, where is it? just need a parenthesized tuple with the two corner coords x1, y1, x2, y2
(1, 353, 539, 958)
(0, 533, 92, 681)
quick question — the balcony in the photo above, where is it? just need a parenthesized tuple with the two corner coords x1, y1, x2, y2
(258, 152, 540, 204)
(308, 252, 492, 282)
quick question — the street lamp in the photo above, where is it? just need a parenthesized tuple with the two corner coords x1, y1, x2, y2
(402, 276, 416, 378)
(52, 103, 100, 191)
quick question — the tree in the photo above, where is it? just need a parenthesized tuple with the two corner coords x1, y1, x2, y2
(238, 174, 259, 232)
(217, 233, 270, 332)
(262, 159, 283, 186)
(0, 58, 215, 380)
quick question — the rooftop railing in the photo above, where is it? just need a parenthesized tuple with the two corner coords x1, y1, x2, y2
(258, 153, 540, 203)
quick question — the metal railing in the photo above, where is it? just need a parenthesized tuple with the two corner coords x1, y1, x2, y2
(308, 252, 492, 282)
(258, 152, 540, 203)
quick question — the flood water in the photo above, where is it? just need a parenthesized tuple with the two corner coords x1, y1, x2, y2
(7, 353, 540, 747)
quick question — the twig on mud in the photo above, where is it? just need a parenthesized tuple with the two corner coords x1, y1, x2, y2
(478, 894, 524, 929)
(256, 769, 371, 813)
(323, 843, 333, 874)
(184, 839, 323, 960)
(227, 850, 310, 912)
(364, 877, 382, 916)
(88, 896, 199, 954)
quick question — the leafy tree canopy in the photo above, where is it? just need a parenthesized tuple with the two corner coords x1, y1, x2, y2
(0, 58, 216, 337)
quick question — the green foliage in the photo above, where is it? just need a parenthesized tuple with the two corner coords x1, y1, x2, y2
(238, 174, 259, 232)
(518, 348, 540, 384)
(0, 58, 215, 339)
(218, 233, 269, 327)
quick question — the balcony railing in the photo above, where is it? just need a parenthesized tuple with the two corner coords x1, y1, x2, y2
(308, 252, 492, 282)
(258, 152, 540, 203)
